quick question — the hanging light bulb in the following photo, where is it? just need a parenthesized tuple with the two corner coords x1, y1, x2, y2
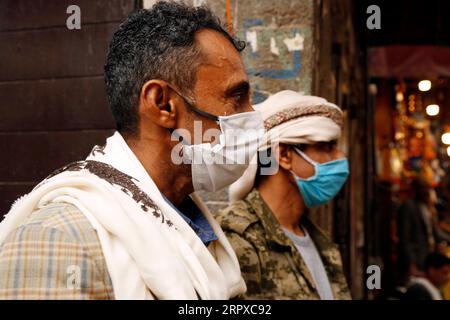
(442, 133, 450, 145)
(447, 146, 450, 157)
(426, 104, 439, 116)
(418, 80, 432, 91)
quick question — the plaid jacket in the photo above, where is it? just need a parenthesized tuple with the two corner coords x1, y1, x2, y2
(0, 202, 114, 299)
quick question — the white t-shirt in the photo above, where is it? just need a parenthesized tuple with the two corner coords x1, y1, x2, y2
(283, 227, 334, 300)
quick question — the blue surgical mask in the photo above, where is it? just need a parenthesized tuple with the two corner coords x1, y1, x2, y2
(292, 147, 349, 208)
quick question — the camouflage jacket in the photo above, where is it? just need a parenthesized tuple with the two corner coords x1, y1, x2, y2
(216, 188, 351, 300)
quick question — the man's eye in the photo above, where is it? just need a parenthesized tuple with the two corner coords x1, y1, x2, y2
(229, 92, 249, 110)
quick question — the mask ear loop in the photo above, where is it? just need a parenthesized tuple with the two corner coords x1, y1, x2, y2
(185, 101, 220, 123)
(293, 147, 318, 165)
(292, 146, 319, 180)
(168, 85, 220, 124)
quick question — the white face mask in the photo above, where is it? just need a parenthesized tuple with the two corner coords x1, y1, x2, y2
(183, 111, 264, 192)
(169, 87, 264, 192)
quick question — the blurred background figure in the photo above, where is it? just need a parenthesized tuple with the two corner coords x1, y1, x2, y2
(397, 177, 437, 278)
(404, 252, 450, 300)
(391, 176, 450, 299)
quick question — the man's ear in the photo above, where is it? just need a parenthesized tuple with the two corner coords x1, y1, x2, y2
(277, 143, 293, 171)
(139, 80, 177, 129)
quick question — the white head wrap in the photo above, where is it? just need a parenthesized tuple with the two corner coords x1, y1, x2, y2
(228, 90, 344, 202)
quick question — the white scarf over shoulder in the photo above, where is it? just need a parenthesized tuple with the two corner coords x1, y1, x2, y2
(0, 132, 246, 300)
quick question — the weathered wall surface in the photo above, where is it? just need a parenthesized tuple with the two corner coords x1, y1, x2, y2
(206, 0, 315, 102)
(310, 0, 367, 299)
(313, 0, 367, 299)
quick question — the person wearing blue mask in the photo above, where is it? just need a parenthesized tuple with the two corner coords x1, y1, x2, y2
(217, 90, 351, 299)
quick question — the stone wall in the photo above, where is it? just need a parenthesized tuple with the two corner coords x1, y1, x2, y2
(206, 0, 315, 101)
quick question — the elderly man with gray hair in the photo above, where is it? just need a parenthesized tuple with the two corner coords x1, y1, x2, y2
(0, 2, 264, 300)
